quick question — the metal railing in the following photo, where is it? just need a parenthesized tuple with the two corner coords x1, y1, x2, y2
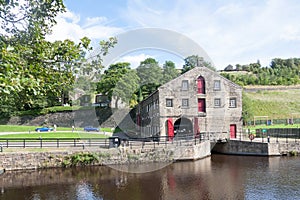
(240, 128, 300, 143)
(0, 132, 229, 150)
(0, 138, 110, 149)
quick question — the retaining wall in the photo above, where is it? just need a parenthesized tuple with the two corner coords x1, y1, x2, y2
(212, 140, 300, 156)
(173, 140, 211, 160)
(0, 142, 211, 171)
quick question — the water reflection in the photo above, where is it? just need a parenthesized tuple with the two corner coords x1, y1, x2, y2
(0, 155, 299, 200)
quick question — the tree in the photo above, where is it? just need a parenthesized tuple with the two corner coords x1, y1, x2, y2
(112, 69, 140, 108)
(162, 60, 179, 84)
(0, 0, 67, 112)
(182, 55, 215, 74)
(136, 58, 163, 100)
(97, 62, 139, 108)
(0, 0, 117, 115)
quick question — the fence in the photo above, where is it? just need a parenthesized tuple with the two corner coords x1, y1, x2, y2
(242, 128, 300, 143)
(246, 118, 300, 126)
(0, 132, 229, 151)
(0, 138, 109, 150)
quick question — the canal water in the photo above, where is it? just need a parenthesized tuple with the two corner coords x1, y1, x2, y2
(0, 155, 300, 200)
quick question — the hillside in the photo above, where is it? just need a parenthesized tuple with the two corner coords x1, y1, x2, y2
(243, 86, 300, 123)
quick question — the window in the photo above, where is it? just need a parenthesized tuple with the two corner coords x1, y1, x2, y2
(181, 80, 189, 91)
(214, 80, 221, 90)
(214, 98, 221, 107)
(229, 98, 237, 108)
(198, 98, 206, 112)
(166, 98, 173, 107)
(154, 99, 159, 109)
(182, 99, 189, 108)
(147, 104, 152, 112)
(197, 76, 205, 94)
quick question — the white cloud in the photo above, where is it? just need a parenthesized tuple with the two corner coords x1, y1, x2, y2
(46, 0, 300, 69)
(116, 53, 153, 68)
(121, 0, 300, 69)
(84, 17, 108, 28)
(46, 9, 123, 43)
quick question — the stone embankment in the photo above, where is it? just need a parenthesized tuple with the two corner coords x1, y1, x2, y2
(0, 141, 211, 171)
(212, 139, 300, 156)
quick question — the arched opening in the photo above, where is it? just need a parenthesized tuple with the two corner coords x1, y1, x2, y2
(197, 76, 205, 94)
(174, 117, 193, 136)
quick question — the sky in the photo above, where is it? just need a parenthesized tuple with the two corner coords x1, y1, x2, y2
(46, 0, 300, 70)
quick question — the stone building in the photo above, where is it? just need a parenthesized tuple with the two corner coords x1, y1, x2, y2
(135, 66, 243, 139)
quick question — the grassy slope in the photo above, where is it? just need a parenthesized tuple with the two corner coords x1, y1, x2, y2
(243, 88, 300, 119)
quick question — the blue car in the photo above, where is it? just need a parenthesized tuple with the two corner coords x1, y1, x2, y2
(35, 127, 53, 132)
(84, 126, 100, 132)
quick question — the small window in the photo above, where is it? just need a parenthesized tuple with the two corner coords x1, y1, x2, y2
(214, 80, 221, 90)
(197, 76, 205, 94)
(198, 98, 206, 112)
(166, 99, 173, 107)
(155, 99, 159, 109)
(214, 98, 221, 107)
(229, 98, 237, 108)
(182, 80, 189, 91)
(182, 99, 189, 108)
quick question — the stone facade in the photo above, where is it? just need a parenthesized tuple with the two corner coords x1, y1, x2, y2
(136, 66, 243, 139)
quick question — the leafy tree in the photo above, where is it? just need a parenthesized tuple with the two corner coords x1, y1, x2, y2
(182, 55, 215, 74)
(162, 60, 179, 84)
(112, 69, 140, 108)
(0, 0, 67, 113)
(97, 62, 139, 108)
(136, 58, 163, 100)
(0, 0, 117, 116)
(221, 58, 300, 86)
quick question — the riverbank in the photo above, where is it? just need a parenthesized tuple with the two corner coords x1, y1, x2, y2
(0, 147, 173, 171)
(0, 140, 212, 172)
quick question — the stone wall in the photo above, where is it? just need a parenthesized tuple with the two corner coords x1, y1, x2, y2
(0, 148, 172, 171)
(0, 141, 212, 171)
(212, 140, 271, 156)
(0, 108, 117, 128)
(213, 140, 300, 156)
(173, 140, 211, 160)
(158, 66, 243, 137)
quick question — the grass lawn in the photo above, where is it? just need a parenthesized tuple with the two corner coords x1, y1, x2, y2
(245, 123, 300, 131)
(0, 132, 109, 139)
(244, 89, 300, 119)
(0, 125, 113, 133)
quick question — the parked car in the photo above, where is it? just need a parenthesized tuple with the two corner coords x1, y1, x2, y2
(84, 126, 100, 132)
(35, 127, 53, 132)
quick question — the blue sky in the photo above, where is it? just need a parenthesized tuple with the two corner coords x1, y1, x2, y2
(46, 0, 300, 70)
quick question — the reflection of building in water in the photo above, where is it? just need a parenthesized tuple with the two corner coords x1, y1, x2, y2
(114, 173, 128, 189)
(160, 156, 245, 200)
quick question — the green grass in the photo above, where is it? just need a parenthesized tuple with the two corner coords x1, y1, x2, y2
(0, 125, 113, 133)
(0, 132, 109, 139)
(0, 125, 37, 132)
(244, 89, 300, 120)
(245, 123, 300, 131)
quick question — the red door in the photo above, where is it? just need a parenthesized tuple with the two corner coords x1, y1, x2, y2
(167, 118, 174, 140)
(230, 124, 237, 138)
(198, 99, 206, 112)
